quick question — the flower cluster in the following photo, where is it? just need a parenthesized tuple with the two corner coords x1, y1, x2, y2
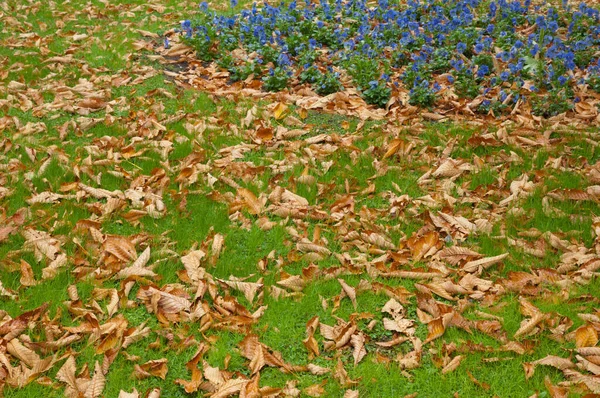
(178, 0, 600, 114)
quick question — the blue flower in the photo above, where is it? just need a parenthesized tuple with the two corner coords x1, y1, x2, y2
(277, 52, 292, 67)
(456, 42, 467, 53)
(558, 75, 568, 85)
(489, 2, 497, 17)
(499, 52, 511, 62)
(477, 65, 489, 78)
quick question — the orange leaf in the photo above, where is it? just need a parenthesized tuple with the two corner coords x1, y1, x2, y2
(407, 231, 440, 262)
(575, 324, 599, 348)
(424, 317, 445, 344)
(238, 188, 262, 215)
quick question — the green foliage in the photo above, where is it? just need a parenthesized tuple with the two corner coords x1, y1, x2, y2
(362, 81, 391, 108)
(229, 61, 263, 82)
(262, 67, 291, 92)
(314, 71, 343, 95)
(454, 71, 480, 99)
(345, 55, 381, 90)
(299, 65, 321, 84)
(408, 84, 436, 108)
(531, 88, 573, 117)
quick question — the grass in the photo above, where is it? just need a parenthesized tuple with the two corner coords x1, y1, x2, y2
(0, 0, 599, 397)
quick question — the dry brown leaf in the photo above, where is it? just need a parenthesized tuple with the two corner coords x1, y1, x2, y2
(307, 363, 330, 375)
(407, 231, 440, 262)
(531, 355, 575, 370)
(212, 378, 249, 398)
(437, 246, 482, 266)
(238, 188, 262, 215)
(304, 316, 320, 357)
(563, 369, 600, 393)
(463, 253, 509, 273)
(181, 249, 206, 283)
(221, 279, 263, 304)
(147, 389, 161, 398)
(7, 338, 40, 367)
(103, 235, 137, 263)
(118, 390, 140, 398)
(84, 361, 106, 398)
(576, 355, 600, 375)
(0, 279, 17, 299)
(136, 359, 168, 380)
(441, 355, 464, 374)
(56, 356, 77, 390)
(523, 362, 536, 380)
(351, 333, 367, 366)
(21, 229, 60, 261)
(297, 238, 331, 256)
(575, 324, 599, 348)
(305, 383, 325, 397)
(382, 138, 404, 160)
(544, 376, 569, 398)
(424, 317, 446, 344)
(514, 312, 546, 339)
(277, 274, 305, 292)
(19, 259, 37, 286)
(338, 279, 357, 309)
(249, 343, 266, 374)
(343, 390, 359, 398)
(333, 358, 359, 388)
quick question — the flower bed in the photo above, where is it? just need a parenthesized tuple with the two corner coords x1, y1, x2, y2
(174, 0, 600, 118)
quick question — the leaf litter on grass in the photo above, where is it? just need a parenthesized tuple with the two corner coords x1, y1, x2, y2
(1, 0, 600, 397)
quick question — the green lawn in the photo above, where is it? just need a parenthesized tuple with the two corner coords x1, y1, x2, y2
(1, 0, 599, 397)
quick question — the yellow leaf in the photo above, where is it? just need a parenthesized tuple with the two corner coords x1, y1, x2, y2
(575, 324, 599, 348)
(272, 102, 288, 120)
